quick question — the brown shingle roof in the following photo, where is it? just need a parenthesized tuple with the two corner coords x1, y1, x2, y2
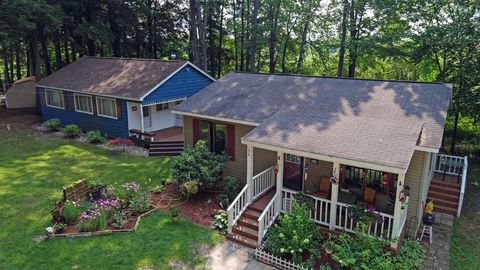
(176, 72, 452, 170)
(37, 57, 187, 100)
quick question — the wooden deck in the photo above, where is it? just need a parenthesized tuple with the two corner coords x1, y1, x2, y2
(432, 172, 461, 186)
(152, 127, 183, 142)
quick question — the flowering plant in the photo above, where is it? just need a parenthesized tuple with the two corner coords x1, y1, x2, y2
(77, 209, 102, 232)
(122, 182, 140, 192)
(95, 198, 120, 211)
(348, 204, 384, 224)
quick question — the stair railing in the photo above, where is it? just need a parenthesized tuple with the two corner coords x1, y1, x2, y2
(252, 166, 275, 201)
(257, 192, 281, 245)
(457, 156, 468, 216)
(227, 184, 250, 234)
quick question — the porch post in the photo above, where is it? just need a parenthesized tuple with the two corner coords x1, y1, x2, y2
(140, 105, 145, 134)
(329, 162, 340, 230)
(276, 152, 284, 194)
(246, 144, 254, 203)
(391, 173, 406, 249)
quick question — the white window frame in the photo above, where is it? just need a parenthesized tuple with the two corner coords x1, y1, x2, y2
(45, 89, 65, 109)
(96, 97, 118, 119)
(73, 93, 94, 115)
(156, 102, 170, 111)
(286, 154, 301, 164)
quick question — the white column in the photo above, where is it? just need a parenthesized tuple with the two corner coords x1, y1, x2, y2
(391, 173, 405, 248)
(329, 162, 340, 230)
(140, 105, 145, 134)
(246, 144, 254, 203)
(276, 152, 284, 194)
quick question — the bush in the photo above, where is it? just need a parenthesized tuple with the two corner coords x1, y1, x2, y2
(62, 201, 81, 224)
(171, 141, 227, 190)
(77, 209, 101, 232)
(179, 180, 199, 198)
(107, 138, 135, 146)
(63, 124, 81, 138)
(43, 118, 61, 131)
(86, 130, 106, 144)
(128, 190, 150, 215)
(394, 239, 425, 269)
(211, 210, 228, 234)
(111, 210, 126, 229)
(170, 207, 180, 217)
(266, 202, 323, 268)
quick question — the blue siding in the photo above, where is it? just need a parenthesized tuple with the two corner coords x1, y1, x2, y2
(142, 65, 213, 104)
(38, 87, 129, 138)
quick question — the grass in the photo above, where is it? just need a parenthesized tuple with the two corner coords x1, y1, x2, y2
(449, 158, 480, 270)
(0, 128, 221, 269)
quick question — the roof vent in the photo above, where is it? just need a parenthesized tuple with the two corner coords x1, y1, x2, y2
(170, 54, 177, 60)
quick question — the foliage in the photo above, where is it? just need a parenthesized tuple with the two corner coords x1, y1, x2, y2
(128, 190, 150, 215)
(110, 210, 126, 229)
(348, 204, 384, 225)
(169, 207, 180, 217)
(179, 180, 199, 198)
(88, 177, 105, 189)
(53, 222, 67, 233)
(394, 239, 425, 270)
(77, 209, 101, 232)
(171, 141, 227, 190)
(62, 201, 81, 224)
(292, 192, 315, 211)
(266, 202, 322, 267)
(152, 184, 165, 193)
(211, 210, 228, 234)
(63, 124, 81, 138)
(43, 119, 61, 131)
(424, 200, 434, 215)
(86, 130, 106, 144)
(107, 138, 135, 146)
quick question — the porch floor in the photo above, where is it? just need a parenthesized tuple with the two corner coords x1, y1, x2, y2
(432, 172, 461, 186)
(250, 189, 276, 211)
(151, 127, 183, 142)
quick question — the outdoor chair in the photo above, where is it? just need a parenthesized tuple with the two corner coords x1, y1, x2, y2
(364, 187, 377, 206)
(314, 177, 331, 199)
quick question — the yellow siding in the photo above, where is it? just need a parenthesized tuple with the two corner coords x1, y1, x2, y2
(404, 150, 426, 237)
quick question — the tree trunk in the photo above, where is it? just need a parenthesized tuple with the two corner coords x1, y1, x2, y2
(107, 0, 121, 57)
(232, 0, 238, 71)
(207, 0, 215, 76)
(247, 0, 259, 71)
(26, 45, 31, 77)
(71, 39, 77, 61)
(281, 16, 293, 74)
(38, 26, 52, 76)
(63, 27, 70, 65)
(146, 0, 154, 58)
(268, 0, 281, 73)
(217, 0, 225, 78)
(450, 107, 460, 154)
(189, 0, 198, 63)
(2, 46, 10, 85)
(296, 19, 310, 74)
(240, 0, 245, 71)
(197, 1, 207, 70)
(15, 45, 21, 80)
(347, 0, 357, 78)
(30, 31, 41, 80)
(53, 31, 63, 70)
(337, 0, 349, 77)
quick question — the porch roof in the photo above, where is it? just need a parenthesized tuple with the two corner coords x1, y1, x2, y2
(176, 72, 452, 170)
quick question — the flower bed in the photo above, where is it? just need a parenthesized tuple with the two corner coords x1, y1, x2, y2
(46, 180, 155, 238)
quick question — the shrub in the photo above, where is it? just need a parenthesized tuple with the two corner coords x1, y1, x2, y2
(266, 202, 323, 268)
(217, 194, 230, 209)
(86, 130, 106, 144)
(152, 184, 165, 193)
(211, 210, 228, 234)
(62, 201, 81, 224)
(111, 210, 126, 229)
(170, 207, 180, 217)
(63, 124, 81, 138)
(179, 180, 199, 198)
(107, 138, 135, 146)
(43, 118, 61, 131)
(77, 209, 101, 232)
(128, 190, 150, 215)
(171, 141, 227, 190)
(394, 239, 425, 269)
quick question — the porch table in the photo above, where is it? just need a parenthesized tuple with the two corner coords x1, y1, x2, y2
(338, 191, 358, 205)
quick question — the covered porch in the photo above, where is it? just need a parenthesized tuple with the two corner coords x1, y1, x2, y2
(227, 143, 410, 248)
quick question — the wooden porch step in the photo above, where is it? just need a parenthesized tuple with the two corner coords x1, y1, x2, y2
(232, 224, 258, 241)
(150, 140, 184, 145)
(433, 204, 457, 216)
(431, 180, 460, 189)
(237, 217, 259, 230)
(227, 233, 258, 249)
(242, 209, 261, 220)
(429, 185, 460, 195)
(247, 204, 265, 213)
(427, 197, 458, 209)
(427, 190, 459, 202)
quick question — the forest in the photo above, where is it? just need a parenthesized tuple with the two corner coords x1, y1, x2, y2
(0, 0, 479, 153)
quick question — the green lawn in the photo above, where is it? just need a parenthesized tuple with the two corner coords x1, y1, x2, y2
(449, 158, 480, 270)
(0, 128, 221, 269)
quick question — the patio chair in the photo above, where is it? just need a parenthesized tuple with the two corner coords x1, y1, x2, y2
(364, 187, 376, 206)
(314, 177, 331, 199)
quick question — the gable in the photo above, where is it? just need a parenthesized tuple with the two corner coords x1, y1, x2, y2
(142, 64, 214, 105)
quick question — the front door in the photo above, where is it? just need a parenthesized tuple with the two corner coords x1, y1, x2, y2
(143, 106, 152, 129)
(283, 154, 303, 191)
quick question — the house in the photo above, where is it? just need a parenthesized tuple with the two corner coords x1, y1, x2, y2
(5, 76, 37, 109)
(37, 57, 214, 139)
(173, 72, 468, 249)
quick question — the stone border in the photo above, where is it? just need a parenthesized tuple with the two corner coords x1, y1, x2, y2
(47, 207, 158, 239)
(254, 242, 309, 270)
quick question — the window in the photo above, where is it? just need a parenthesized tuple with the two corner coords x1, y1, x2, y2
(97, 97, 117, 119)
(74, 94, 93, 114)
(156, 103, 169, 111)
(175, 100, 183, 105)
(45, 89, 64, 109)
(199, 121, 227, 154)
(285, 154, 301, 164)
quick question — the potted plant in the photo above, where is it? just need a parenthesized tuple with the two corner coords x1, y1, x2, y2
(422, 199, 435, 225)
(170, 207, 180, 222)
(323, 240, 335, 255)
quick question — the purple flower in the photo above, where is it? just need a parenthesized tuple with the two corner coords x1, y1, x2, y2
(80, 209, 101, 221)
(96, 198, 119, 211)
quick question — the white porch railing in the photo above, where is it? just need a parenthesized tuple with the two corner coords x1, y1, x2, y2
(227, 184, 249, 234)
(458, 157, 468, 216)
(398, 197, 409, 237)
(257, 193, 281, 245)
(280, 188, 395, 239)
(252, 166, 275, 201)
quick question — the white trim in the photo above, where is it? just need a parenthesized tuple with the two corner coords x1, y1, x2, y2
(139, 62, 215, 101)
(96, 96, 118, 119)
(44, 89, 65, 109)
(242, 139, 406, 174)
(37, 84, 139, 101)
(142, 97, 187, 106)
(172, 110, 260, 127)
(73, 93, 94, 115)
(140, 105, 145, 133)
(415, 145, 439, 153)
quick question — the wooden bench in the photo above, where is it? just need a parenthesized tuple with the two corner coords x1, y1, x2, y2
(129, 129, 156, 142)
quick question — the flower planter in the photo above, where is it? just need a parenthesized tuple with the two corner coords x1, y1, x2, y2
(423, 214, 435, 225)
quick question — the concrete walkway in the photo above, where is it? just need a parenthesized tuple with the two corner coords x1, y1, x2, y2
(205, 240, 273, 270)
(421, 213, 454, 270)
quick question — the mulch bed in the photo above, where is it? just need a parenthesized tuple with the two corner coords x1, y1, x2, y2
(150, 183, 222, 228)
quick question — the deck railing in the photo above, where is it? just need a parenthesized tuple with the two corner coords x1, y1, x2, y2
(257, 193, 281, 245)
(227, 184, 249, 234)
(280, 188, 394, 239)
(434, 154, 466, 176)
(458, 157, 468, 216)
(252, 166, 275, 201)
